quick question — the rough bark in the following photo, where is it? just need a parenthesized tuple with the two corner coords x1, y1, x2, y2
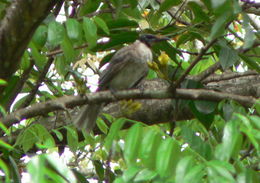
(0, 0, 58, 81)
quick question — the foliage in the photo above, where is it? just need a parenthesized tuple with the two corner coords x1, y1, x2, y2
(0, 0, 259, 182)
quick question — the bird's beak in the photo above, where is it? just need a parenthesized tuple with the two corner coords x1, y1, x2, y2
(154, 36, 170, 42)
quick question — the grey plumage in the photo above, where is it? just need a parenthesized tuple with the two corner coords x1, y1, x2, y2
(74, 35, 168, 131)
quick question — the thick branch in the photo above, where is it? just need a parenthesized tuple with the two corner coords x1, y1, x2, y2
(0, 0, 58, 80)
(1, 85, 256, 128)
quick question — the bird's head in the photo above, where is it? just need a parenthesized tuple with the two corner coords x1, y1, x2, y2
(139, 34, 169, 47)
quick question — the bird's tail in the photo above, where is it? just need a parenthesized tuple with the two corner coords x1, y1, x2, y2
(74, 104, 102, 131)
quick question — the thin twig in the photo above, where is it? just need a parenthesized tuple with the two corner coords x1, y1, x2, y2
(174, 39, 218, 88)
(5, 60, 34, 111)
(18, 57, 54, 109)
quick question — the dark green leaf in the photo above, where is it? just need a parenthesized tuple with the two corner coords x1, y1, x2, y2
(219, 46, 239, 69)
(65, 126, 78, 152)
(66, 18, 82, 41)
(20, 51, 31, 71)
(210, 12, 230, 40)
(190, 101, 214, 129)
(47, 21, 65, 47)
(188, 2, 210, 23)
(93, 160, 104, 180)
(93, 17, 110, 35)
(52, 129, 63, 141)
(195, 100, 217, 114)
(61, 35, 76, 63)
(29, 42, 47, 70)
(79, 0, 101, 16)
(239, 54, 260, 72)
(104, 118, 126, 150)
(9, 156, 21, 183)
(82, 17, 97, 48)
(32, 25, 47, 49)
(159, 0, 182, 12)
(96, 118, 109, 134)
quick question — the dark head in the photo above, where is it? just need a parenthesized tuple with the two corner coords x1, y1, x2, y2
(139, 34, 169, 47)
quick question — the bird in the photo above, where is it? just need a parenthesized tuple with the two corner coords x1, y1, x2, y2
(74, 34, 169, 131)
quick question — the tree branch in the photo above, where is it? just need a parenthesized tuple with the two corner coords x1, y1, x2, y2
(1, 86, 256, 128)
(0, 0, 58, 80)
(174, 39, 218, 88)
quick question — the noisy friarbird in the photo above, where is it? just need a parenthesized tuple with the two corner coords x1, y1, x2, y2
(74, 34, 169, 131)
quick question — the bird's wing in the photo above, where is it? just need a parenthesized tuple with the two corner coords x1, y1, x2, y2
(98, 45, 138, 90)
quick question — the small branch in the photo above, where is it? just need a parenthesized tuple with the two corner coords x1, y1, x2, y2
(46, 43, 88, 57)
(174, 39, 218, 88)
(176, 48, 214, 56)
(1, 88, 256, 128)
(18, 57, 54, 109)
(5, 60, 34, 111)
(202, 70, 258, 83)
(191, 62, 221, 82)
(83, 4, 131, 18)
(155, 0, 190, 26)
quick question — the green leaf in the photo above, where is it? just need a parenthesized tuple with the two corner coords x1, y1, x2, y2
(242, 13, 256, 49)
(32, 25, 47, 49)
(34, 124, 55, 149)
(210, 12, 230, 40)
(21, 128, 38, 152)
(9, 156, 21, 183)
(195, 100, 217, 114)
(82, 17, 97, 48)
(140, 129, 161, 169)
(183, 165, 204, 183)
(188, 2, 210, 23)
(239, 54, 260, 73)
(159, 0, 182, 12)
(124, 123, 142, 165)
(0, 79, 7, 86)
(211, 0, 226, 9)
(175, 156, 194, 183)
(96, 118, 108, 134)
(20, 51, 31, 71)
(61, 35, 76, 63)
(0, 122, 10, 136)
(65, 18, 82, 41)
(65, 126, 78, 152)
(0, 159, 10, 183)
(181, 126, 212, 160)
(207, 160, 235, 182)
(215, 120, 242, 161)
(0, 140, 13, 150)
(156, 138, 180, 177)
(189, 101, 214, 129)
(52, 129, 63, 141)
(104, 118, 126, 150)
(93, 160, 104, 180)
(219, 46, 239, 69)
(79, 0, 101, 16)
(47, 21, 65, 47)
(29, 42, 47, 70)
(55, 55, 67, 77)
(249, 115, 260, 129)
(122, 166, 141, 182)
(134, 168, 158, 182)
(93, 17, 110, 35)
